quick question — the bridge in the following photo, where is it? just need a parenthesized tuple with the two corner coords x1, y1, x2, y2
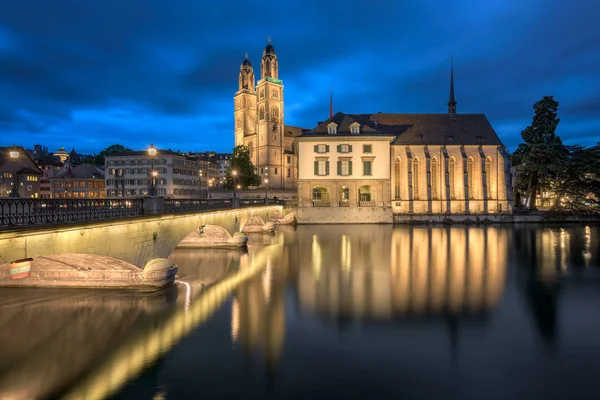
(0, 197, 285, 268)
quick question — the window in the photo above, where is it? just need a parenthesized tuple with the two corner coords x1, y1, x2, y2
(363, 160, 372, 176)
(363, 144, 372, 153)
(337, 160, 352, 176)
(394, 157, 401, 199)
(287, 168, 291, 177)
(431, 158, 439, 199)
(449, 158, 456, 199)
(271, 106, 279, 122)
(260, 89, 265, 99)
(312, 187, 329, 201)
(485, 157, 492, 199)
(272, 89, 278, 99)
(274, 168, 278, 175)
(314, 160, 329, 176)
(314, 144, 329, 153)
(287, 156, 291, 163)
(327, 123, 337, 134)
(350, 124, 360, 134)
(412, 158, 419, 199)
(337, 144, 352, 153)
(259, 106, 265, 120)
(467, 157, 474, 199)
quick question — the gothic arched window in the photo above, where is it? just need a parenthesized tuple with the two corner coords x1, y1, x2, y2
(394, 157, 401, 199)
(271, 106, 279, 123)
(259, 106, 265, 120)
(431, 157, 439, 199)
(467, 157, 474, 199)
(449, 157, 456, 199)
(412, 158, 420, 200)
(260, 90, 265, 99)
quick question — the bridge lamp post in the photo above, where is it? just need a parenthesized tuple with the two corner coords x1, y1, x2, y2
(264, 177, 269, 199)
(151, 170, 158, 196)
(232, 170, 238, 198)
(9, 145, 20, 198)
(148, 144, 157, 196)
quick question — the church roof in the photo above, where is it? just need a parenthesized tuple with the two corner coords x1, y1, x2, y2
(302, 112, 503, 146)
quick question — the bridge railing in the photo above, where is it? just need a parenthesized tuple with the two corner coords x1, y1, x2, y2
(163, 198, 233, 214)
(0, 197, 288, 228)
(0, 198, 144, 227)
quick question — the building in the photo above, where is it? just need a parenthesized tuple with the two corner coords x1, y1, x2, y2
(233, 39, 307, 189)
(27, 144, 64, 198)
(104, 150, 204, 198)
(50, 164, 106, 199)
(0, 146, 42, 198)
(295, 64, 511, 223)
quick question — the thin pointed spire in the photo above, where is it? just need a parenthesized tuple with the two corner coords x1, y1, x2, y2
(268, 36, 271, 44)
(448, 55, 457, 114)
(245, 52, 248, 59)
(329, 86, 333, 118)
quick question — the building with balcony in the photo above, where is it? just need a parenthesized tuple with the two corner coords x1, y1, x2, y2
(104, 150, 203, 198)
(50, 164, 106, 199)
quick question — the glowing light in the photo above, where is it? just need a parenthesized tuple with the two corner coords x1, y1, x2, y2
(231, 297, 240, 343)
(312, 235, 322, 280)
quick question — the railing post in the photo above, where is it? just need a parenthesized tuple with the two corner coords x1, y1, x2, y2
(143, 196, 165, 216)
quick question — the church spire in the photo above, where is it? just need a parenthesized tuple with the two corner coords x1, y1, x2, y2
(329, 86, 333, 118)
(448, 55, 457, 114)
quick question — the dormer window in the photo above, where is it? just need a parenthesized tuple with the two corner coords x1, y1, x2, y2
(350, 122, 360, 134)
(327, 122, 338, 135)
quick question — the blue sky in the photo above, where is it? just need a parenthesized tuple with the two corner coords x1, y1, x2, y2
(0, 0, 598, 154)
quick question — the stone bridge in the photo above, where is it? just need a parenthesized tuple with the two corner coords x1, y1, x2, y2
(0, 205, 282, 269)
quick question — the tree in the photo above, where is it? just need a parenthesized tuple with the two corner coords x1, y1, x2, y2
(511, 96, 567, 210)
(548, 145, 600, 213)
(87, 144, 133, 165)
(223, 145, 260, 189)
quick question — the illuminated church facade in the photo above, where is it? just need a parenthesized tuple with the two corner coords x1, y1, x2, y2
(233, 39, 306, 189)
(295, 61, 513, 223)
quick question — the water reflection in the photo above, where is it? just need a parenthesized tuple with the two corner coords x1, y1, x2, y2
(1, 225, 599, 399)
(0, 287, 178, 399)
(299, 226, 507, 320)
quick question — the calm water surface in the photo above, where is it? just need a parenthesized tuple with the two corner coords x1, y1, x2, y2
(1, 224, 599, 399)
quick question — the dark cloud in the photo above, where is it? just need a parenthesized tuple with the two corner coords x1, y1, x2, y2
(0, 0, 598, 154)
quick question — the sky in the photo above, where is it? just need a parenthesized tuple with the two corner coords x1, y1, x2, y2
(0, 0, 599, 155)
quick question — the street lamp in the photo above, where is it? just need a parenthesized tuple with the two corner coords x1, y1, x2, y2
(148, 144, 158, 196)
(264, 177, 269, 199)
(232, 170, 238, 198)
(9, 145, 19, 198)
(208, 178, 214, 198)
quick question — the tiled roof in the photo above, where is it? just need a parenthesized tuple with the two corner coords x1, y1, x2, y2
(105, 150, 188, 158)
(0, 146, 43, 174)
(284, 125, 309, 137)
(54, 163, 105, 179)
(302, 112, 503, 146)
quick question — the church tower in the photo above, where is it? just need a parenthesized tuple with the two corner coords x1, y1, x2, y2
(234, 53, 257, 148)
(255, 38, 284, 186)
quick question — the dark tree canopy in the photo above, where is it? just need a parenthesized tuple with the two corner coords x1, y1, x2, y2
(511, 96, 567, 210)
(512, 96, 600, 212)
(83, 144, 133, 165)
(223, 145, 261, 190)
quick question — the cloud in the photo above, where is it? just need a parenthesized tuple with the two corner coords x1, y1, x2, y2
(0, 0, 598, 154)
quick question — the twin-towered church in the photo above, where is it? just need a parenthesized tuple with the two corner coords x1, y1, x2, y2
(235, 40, 512, 223)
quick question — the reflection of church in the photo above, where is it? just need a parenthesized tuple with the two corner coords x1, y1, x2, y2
(298, 225, 507, 319)
(234, 39, 307, 189)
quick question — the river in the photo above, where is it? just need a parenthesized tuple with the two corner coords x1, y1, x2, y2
(0, 224, 599, 399)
